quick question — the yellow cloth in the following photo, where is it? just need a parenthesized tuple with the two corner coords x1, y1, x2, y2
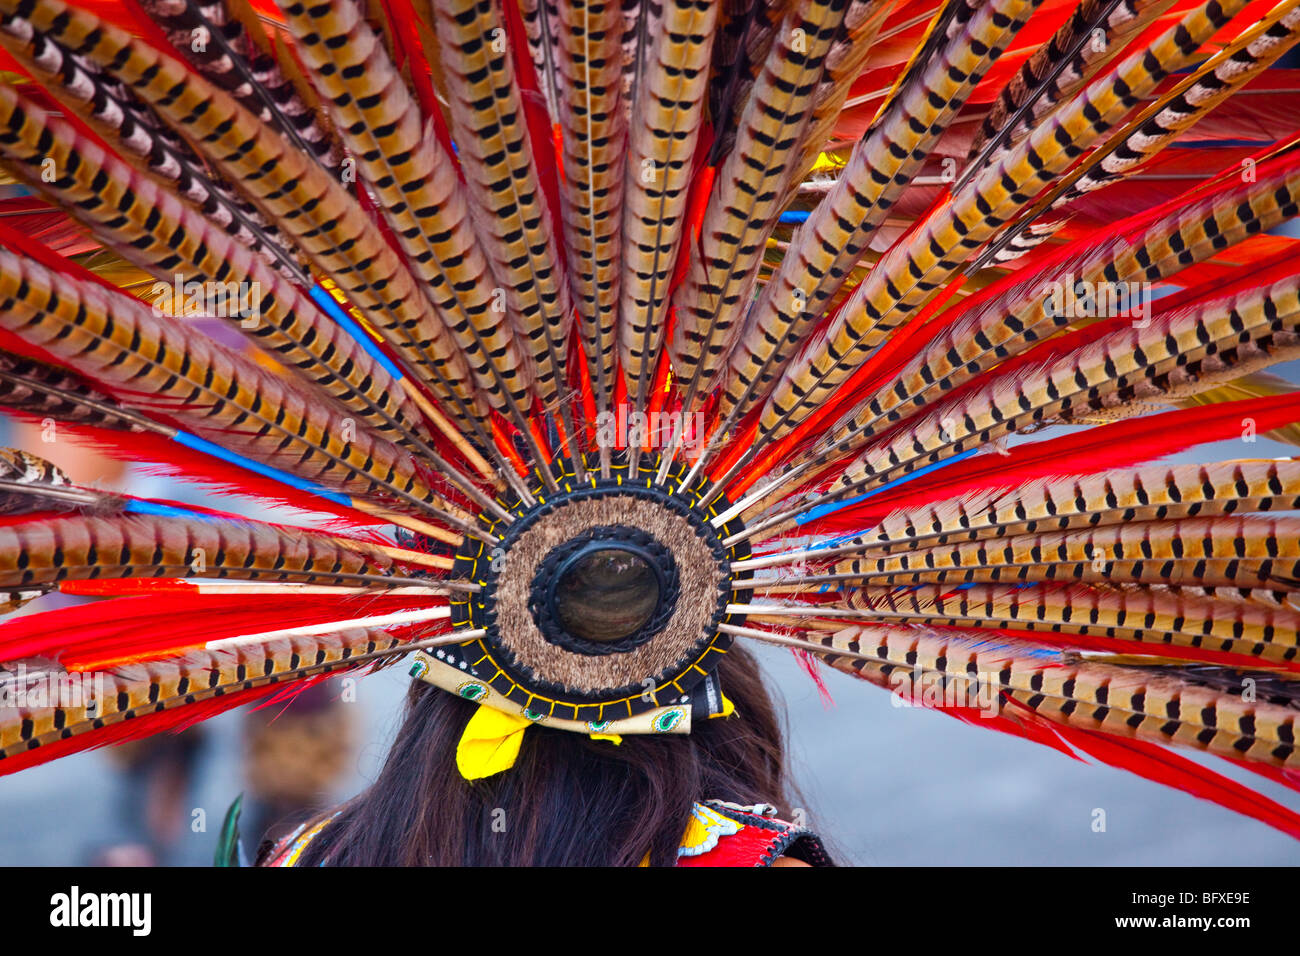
(456, 704, 623, 779)
(456, 705, 533, 780)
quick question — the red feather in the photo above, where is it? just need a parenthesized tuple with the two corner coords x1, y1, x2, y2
(20, 421, 382, 528)
(0, 593, 447, 671)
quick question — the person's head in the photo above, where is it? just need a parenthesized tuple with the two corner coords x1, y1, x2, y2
(292, 646, 791, 866)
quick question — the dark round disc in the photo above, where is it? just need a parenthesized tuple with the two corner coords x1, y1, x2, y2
(552, 544, 662, 643)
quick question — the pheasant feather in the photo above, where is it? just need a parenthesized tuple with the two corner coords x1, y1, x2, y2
(618, 0, 717, 423)
(760, 0, 1252, 445)
(555, 0, 625, 417)
(720, 0, 1040, 430)
(668, 0, 848, 411)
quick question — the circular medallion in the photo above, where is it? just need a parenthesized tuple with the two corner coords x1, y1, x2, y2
(447, 456, 751, 723)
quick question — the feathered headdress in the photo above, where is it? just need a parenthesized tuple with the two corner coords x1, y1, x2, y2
(1, 0, 1299, 835)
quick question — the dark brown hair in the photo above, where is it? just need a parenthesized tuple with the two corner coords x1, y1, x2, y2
(287, 646, 792, 866)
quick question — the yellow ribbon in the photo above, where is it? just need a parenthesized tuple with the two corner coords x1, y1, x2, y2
(456, 705, 533, 780)
(455, 704, 624, 780)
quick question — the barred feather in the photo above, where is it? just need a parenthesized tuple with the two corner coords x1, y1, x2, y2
(0, 82, 432, 450)
(427, 0, 571, 410)
(761, 0, 1251, 444)
(722, 0, 1040, 425)
(1, 0, 485, 426)
(833, 583, 1300, 667)
(0, 511, 396, 596)
(0, 351, 156, 433)
(780, 0, 892, 201)
(556, 0, 626, 414)
(825, 268, 1300, 504)
(0, 13, 306, 281)
(278, 0, 536, 428)
(135, 0, 344, 170)
(963, 0, 1175, 169)
(668, 0, 849, 408)
(0, 627, 421, 773)
(807, 152, 1300, 468)
(821, 515, 1300, 591)
(864, 459, 1300, 553)
(618, 0, 717, 418)
(0, 249, 470, 526)
(0, 447, 122, 515)
(1042, 2, 1300, 209)
(816, 627, 1300, 770)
